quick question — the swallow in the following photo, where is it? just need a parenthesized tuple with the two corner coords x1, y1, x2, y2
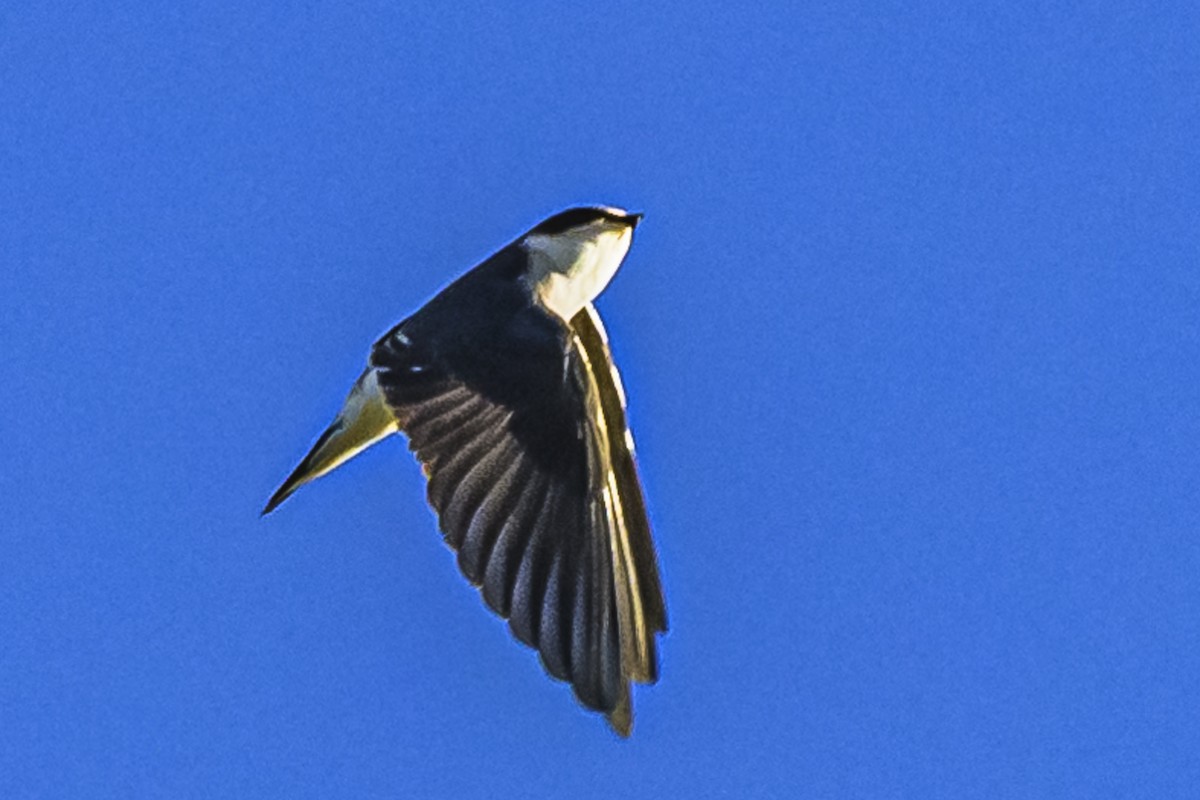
(263, 206, 666, 736)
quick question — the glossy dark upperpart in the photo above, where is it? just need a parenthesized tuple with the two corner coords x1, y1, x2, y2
(374, 245, 587, 482)
(528, 207, 642, 237)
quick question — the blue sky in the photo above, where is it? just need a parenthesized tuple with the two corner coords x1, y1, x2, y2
(2, 2, 1198, 797)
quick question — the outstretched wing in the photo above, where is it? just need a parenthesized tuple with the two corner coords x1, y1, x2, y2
(369, 298, 664, 735)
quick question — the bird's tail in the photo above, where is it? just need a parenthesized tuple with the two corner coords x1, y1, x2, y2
(262, 369, 398, 515)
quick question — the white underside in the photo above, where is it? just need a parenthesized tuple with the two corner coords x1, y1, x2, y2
(524, 224, 633, 321)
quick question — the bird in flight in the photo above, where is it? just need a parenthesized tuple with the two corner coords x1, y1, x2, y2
(263, 206, 667, 736)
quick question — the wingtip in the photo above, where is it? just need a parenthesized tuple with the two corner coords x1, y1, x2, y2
(606, 692, 633, 738)
(262, 446, 322, 518)
(260, 478, 298, 517)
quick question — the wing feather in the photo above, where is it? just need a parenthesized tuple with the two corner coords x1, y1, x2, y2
(538, 548, 572, 680)
(458, 450, 532, 584)
(439, 424, 517, 547)
(508, 479, 562, 648)
(422, 405, 510, 511)
(482, 469, 550, 617)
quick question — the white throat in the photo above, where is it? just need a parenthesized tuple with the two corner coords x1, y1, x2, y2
(523, 224, 633, 321)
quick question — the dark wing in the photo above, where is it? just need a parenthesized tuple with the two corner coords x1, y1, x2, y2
(370, 297, 664, 735)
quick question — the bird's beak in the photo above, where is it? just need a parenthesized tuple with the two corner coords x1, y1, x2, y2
(627, 212, 644, 230)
